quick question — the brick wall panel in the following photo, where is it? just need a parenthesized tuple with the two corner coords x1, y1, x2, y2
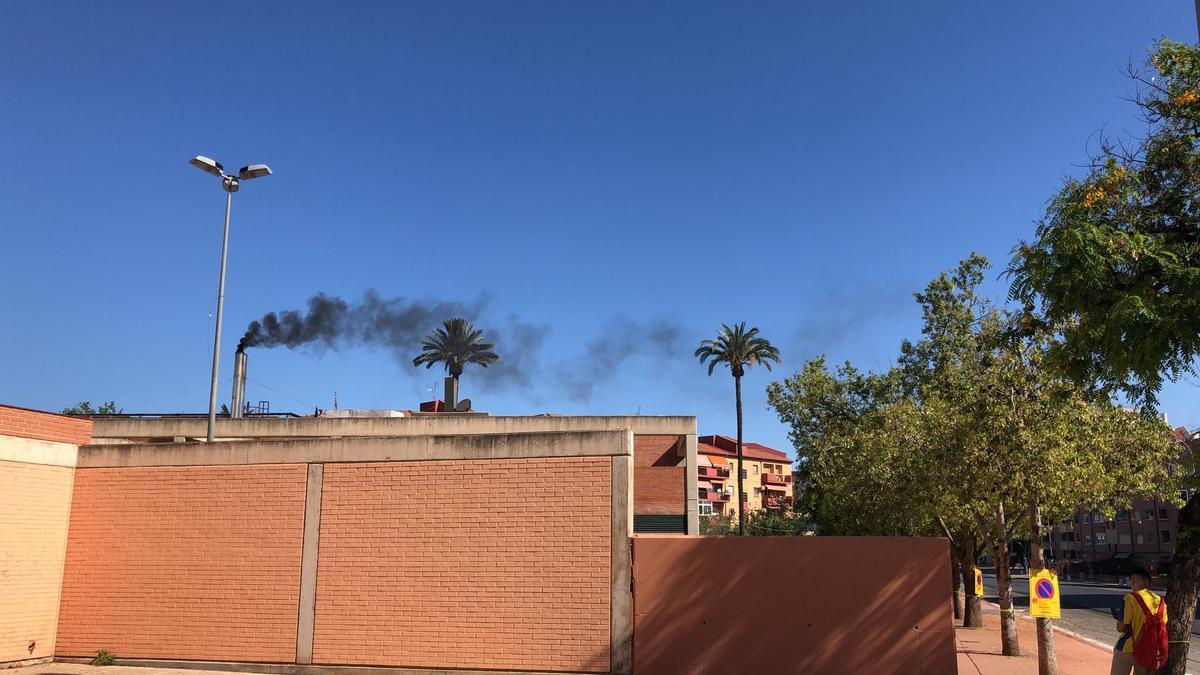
(0, 406, 92, 446)
(55, 465, 307, 662)
(0, 461, 74, 664)
(313, 457, 611, 673)
(633, 435, 683, 516)
(634, 467, 685, 516)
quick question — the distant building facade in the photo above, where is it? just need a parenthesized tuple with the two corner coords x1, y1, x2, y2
(1045, 426, 1198, 573)
(697, 434, 791, 516)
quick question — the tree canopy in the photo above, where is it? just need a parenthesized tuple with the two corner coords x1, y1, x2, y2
(412, 318, 499, 379)
(1009, 39, 1200, 408)
(61, 401, 122, 416)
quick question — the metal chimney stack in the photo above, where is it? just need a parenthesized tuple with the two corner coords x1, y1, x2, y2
(231, 348, 248, 419)
(444, 376, 458, 412)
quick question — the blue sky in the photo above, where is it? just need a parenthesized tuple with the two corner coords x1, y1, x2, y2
(2, 2, 1197, 455)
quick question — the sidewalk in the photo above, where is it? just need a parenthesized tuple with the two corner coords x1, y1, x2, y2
(956, 603, 1114, 674)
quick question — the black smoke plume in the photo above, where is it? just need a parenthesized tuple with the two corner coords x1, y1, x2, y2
(238, 290, 549, 391)
(557, 317, 688, 401)
(238, 290, 481, 353)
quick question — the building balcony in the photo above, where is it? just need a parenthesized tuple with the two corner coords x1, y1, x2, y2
(763, 473, 793, 486)
(699, 488, 730, 502)
(698, 466, 730, 481)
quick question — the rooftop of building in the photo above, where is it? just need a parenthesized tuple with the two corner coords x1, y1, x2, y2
(697, 434, 790, 463)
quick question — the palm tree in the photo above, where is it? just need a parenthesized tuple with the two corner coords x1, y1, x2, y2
(412, 318, 499, 409)
(695, 322, 781, 535)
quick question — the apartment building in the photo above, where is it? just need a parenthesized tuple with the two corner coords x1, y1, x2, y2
(1045, 425, 1198, 574)
(696, 434, 791, 516)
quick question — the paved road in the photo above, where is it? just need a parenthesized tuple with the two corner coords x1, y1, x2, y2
(980, 570, 1200, 669)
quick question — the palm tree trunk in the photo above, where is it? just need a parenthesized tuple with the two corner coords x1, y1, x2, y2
(735, 373, 744, 536)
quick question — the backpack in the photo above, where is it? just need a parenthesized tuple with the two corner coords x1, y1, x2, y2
(1131, 591, 1169, 670)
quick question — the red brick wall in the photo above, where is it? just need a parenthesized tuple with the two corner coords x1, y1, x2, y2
(313, 457, 612, 673)
(633, 435, 683, 516)
(0, 406, 92, 446)
(0, 461, 74, 664)
(56, 465, 307, 662)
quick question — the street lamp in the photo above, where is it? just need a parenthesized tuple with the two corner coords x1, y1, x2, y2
(189, 155, 272, 442)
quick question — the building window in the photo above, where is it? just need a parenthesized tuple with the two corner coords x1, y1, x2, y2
(1159, 507, 1169, 520)
(1096, 533, 1107, 544)
(741, 469, 747, 479)
(699, 502, 714, 516)
(1085, 535, 1092, 545)
(1137, 534, 1145, 545)
(1162, 531, 1172, 543)
(753, 465, 759, 475)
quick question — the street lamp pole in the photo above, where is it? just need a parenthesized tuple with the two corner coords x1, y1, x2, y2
(206, 184, 234, 443)
(189, 156, 272, 443)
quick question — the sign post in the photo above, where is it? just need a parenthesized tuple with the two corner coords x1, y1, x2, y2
(1028, 570, 1061, 619)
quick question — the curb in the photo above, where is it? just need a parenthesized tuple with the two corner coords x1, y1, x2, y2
(981, 601, 1112, 653)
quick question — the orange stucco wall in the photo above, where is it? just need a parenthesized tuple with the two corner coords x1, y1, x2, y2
(0, 460, 74, 664)
(313, 457, 613, 672)
(632, 536, 955, 675)
(55, 465, 308, 662)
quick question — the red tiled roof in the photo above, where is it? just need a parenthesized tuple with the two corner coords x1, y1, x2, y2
(697, 434, 790, 463)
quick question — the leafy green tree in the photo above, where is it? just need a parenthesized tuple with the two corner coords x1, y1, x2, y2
(61, 401, 122, 416)
(771, 255, 1176, 669)
(695, 322, 781, 535)
(698, 507, 806, 536)
(1009, 39, 1200, 675)
(412, 318, 499, 390)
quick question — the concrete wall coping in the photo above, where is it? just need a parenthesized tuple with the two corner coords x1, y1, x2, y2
(89, 415, 696, 440)
(0, 435, 79, 468)
(76, 430, 635, 468)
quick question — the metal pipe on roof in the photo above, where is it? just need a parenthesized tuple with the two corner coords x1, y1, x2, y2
(231, 349, 247, 419)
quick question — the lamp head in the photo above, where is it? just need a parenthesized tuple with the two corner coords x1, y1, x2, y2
(189, 155, 225, 178)
(238, 164, 273, 180)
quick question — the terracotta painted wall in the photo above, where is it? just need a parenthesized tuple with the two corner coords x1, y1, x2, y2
(633, 435, 683, 516)
(0, 460, 74, 664)
(55, 465, 307, 663)
(313, 457, 613, 673)
(632, 536, 955, 675)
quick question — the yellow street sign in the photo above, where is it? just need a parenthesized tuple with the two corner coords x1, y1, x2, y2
(974, 567, 984, 596)
(1029, 570, 1061, 619)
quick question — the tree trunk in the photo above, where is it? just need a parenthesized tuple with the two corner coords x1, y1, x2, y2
(951, 545, 964, 621)
(992, 503, 1021, 656)
(735, 374, 745, 536)
(961, 532, 983, 628)
(1028, 500, 1058, 675)
(1164, 493, 1200, 675)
